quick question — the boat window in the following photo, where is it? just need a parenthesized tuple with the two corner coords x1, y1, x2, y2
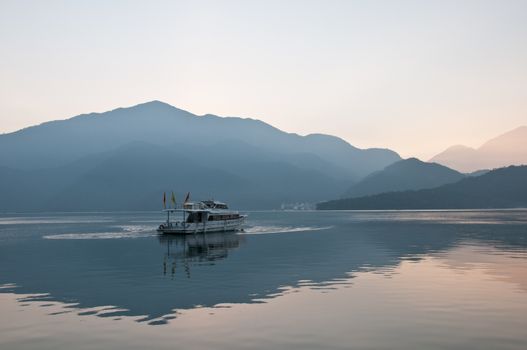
(187, 212, 205, 223)
(204, 213, 240, 221)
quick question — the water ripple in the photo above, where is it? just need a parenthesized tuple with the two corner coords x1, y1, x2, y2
(42, 225, 157, 240)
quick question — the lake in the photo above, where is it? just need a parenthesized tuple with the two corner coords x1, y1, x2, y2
(1, 210, 527, 349)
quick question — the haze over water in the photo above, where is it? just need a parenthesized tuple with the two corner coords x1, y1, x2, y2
(1, 210, 527, 350)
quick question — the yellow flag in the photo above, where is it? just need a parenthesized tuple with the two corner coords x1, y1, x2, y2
(171, 192, 176, 208)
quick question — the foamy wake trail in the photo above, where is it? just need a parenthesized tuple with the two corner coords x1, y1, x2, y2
(242, 225, 332, 235)
(0, 218, 114, 225)
(43, 225, 157, 240)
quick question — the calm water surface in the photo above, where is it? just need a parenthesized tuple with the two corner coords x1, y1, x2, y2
(1, 210, 527, 349)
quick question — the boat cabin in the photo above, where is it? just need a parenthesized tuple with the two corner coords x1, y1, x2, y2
(185, 211, 241, 223)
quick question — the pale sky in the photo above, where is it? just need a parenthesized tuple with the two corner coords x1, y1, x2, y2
(1, 0, 526, 158)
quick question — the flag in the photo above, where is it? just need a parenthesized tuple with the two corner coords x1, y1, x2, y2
(163, 192, 166, 209)
(184, 192, 190, 203)
(171, 192, 176, 208)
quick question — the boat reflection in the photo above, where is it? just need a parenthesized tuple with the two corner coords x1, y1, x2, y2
(158, 232, 245, 278)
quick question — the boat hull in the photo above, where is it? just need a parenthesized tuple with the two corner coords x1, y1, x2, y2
(157, 217, 245, 234)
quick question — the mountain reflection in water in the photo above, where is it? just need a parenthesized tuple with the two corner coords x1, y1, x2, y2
(0, 210, 526, 327)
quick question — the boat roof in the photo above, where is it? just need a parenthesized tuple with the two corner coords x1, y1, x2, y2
(163, 208, 239, 214)
(163, 200, 237, 214)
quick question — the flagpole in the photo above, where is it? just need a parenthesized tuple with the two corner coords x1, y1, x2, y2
(163, 192, 169, 225)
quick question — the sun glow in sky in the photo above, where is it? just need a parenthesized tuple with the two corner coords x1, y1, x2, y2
(1, 0, 526, 158)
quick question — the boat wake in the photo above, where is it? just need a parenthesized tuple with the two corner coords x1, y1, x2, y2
(43, 225, 157, 240)
(241, 225, 332, 235)
(42, 224, 332, 239)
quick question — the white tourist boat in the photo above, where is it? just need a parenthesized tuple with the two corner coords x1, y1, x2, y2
(157, 199, 246, 234)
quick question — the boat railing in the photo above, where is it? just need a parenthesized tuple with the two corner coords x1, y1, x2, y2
(164, 201, 232, 212)
(163, 202, 203, 211)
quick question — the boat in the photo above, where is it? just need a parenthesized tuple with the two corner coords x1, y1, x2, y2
(157, 199, 247, 234)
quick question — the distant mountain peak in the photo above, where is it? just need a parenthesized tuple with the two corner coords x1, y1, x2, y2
(394, 157, 423, 165)
(144, 99, 170, 105)
(479, 125, 527, 150)
(125, 100, 193, 114)
(134, 100, 172, 107)
(384, 157, 438, 171)
(496, 125, 527, 136)
(430, 126, 527, 172)
(443, 144, 476, 152)
(342, 158, 464, 198)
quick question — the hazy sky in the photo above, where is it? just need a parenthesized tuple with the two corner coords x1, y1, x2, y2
(1, 0, 526, 158)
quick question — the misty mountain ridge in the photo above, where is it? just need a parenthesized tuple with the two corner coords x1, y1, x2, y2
(318, 165, 527, 210)
(0, 101, 401, 211)
(430, 126, 527, 172)
(4, 101, 521, 211)
(342, 158, 465, 198)
(0, 101, 399, 178)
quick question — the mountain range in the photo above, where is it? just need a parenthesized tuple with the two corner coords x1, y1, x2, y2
(430, 126, 527, 172)
(2, 101, 524, 211)
(0, 101, 401, 211)
(342, 158, 466, 198)
(318, 165, 527, 210)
